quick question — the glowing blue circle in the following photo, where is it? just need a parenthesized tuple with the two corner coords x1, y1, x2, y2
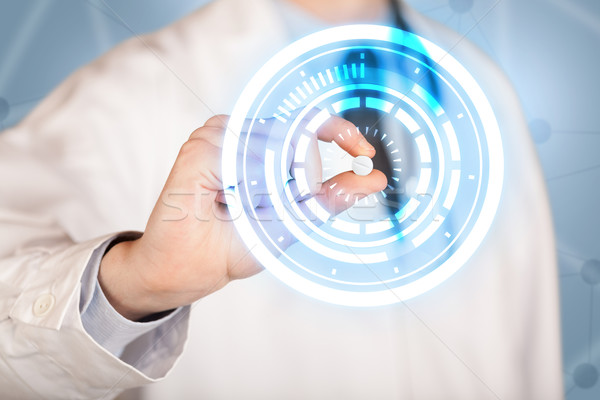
(223, 25, 504, 306)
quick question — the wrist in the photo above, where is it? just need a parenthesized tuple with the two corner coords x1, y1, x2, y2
(98, 239, 168, 321)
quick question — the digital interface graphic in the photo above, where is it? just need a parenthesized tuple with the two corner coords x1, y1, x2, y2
(223, 25, 504, 306)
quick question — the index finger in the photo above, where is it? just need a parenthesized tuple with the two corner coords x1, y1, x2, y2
(314, 113, 375, 158)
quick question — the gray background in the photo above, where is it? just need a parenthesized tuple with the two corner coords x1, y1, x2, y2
(0, 0, 598, 397)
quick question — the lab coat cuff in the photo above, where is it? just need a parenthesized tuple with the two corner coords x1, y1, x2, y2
(9, 233, 117, 330)
(82, 278, 182, 357)
(79, 230, 184, 358)
(8, 232, 191, 388)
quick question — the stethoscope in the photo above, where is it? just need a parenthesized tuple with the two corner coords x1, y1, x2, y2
(340, 0, 446, 231)
(390, 0, 440, 99)
(388, 0, 455, 252)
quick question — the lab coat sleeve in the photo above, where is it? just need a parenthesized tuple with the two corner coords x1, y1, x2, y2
(0, 230, 190, 399)
(0, 35, 194, 399)
(79, 232, 185, 359)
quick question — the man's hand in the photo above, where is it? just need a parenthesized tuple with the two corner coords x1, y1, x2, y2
(98, 114, 386, 321)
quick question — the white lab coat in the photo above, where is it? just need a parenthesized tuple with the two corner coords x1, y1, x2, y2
(0, 0, 563, 399)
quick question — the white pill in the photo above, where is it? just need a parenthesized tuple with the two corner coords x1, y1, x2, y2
(352, 155, 373, 176)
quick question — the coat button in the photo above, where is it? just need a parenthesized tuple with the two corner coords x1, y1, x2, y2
(33, 294, 55, 317)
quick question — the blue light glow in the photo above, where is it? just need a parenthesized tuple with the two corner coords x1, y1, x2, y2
(223, 25, 504, 306)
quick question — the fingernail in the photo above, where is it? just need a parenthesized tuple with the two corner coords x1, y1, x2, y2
(359, 138, 374, 152)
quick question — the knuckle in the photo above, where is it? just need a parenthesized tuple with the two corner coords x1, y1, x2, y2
(180, 138, 208, 157)
(188, 125, 224, 147)
(204, 114, 229, 129)
(333, 114, 353, 128)
(340, 119, 356, 133)
(188, 126, 205, 140)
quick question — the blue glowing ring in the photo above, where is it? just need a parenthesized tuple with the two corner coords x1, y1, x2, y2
(222, 25, 504, 306)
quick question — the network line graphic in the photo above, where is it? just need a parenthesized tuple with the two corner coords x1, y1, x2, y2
(0, 1, 598, 397)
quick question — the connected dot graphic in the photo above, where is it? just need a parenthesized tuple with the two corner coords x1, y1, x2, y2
(449, 0, 474, 14)
(574, 363, 599, 389)
(529, 118, 552, 144)
(1, 1, 596, 396)
(581, 259, 600, 286)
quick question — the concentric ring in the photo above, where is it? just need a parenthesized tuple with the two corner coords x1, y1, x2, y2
(222, 25, 504, 306)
